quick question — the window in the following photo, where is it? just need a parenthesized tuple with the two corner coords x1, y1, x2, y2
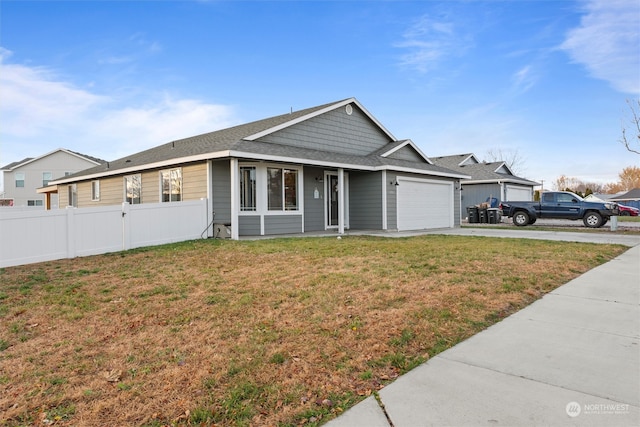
(15, 172, 25, 188)
(267, 167, 298, 211)
(68, 184, 77, 207)
(124, 174, 142, 204)
(161, 168, 182, 202)
(43, 172, 52, 187)
(240, 166, 256, 211)
(91, 180, 100, 201)
(27, 200, 43, 207)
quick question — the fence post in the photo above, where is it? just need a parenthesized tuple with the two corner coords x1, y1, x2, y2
(122, 202, 131, 251)
(66, 206, 76, 259)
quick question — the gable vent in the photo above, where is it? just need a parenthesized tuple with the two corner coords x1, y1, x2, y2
(345, 104, 353, 115)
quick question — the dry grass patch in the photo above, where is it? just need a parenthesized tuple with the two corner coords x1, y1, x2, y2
(0, 235, 626, 426)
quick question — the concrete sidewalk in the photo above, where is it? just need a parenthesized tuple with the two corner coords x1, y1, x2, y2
(326, 244, 640, 427)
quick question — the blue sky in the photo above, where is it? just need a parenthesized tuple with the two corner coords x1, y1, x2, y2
(1, 0, 639, 192)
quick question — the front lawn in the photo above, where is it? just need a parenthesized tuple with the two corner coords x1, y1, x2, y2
(0, 235, 627, 426)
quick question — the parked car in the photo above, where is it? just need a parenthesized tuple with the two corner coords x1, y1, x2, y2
(618, 204, 639, 216)
(500, 191, 619, 228)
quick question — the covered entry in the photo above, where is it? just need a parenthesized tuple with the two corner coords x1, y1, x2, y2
(397, 178, 453, 230)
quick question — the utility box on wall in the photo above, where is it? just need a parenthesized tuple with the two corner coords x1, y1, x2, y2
(214, 223, 231, 239)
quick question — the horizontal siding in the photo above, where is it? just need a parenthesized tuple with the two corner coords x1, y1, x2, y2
(349, 171, 382, 230)
(212, 160, 231, 224)
(303, 166, 324, 231)
(141, 171, 159, 203)
(386, 173, 397, 230)
(62, 161, 208, 208)
(97, 177, 124, 206)
(183, 162, 207, 200)
(264, 215, 302, 235)
(387, 146, 426, 162)
(239, 215, 260, 236)
(258, 104, 391, 156)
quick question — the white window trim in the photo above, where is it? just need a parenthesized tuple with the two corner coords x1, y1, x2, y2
(159, 167, 183, 203)
(15, 172, 25, 188)
(238, 162, 303, 216)
(91, 180, 100, 201)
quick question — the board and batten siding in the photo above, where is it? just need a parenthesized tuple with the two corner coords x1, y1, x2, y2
(349, 171, 383, 230)
(257, 104, 392, 156)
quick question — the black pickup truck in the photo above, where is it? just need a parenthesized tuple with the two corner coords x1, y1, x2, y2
(500, 191, 619, 228)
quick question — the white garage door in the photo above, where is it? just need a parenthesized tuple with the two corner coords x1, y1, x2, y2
(397, 178, 453, 231)
(505, 186, 532, 201)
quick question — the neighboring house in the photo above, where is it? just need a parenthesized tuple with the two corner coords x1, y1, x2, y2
(430, 153, 539, 220)
(609, 188, 640, 209)
(1, 149, 104, 209)
(44, 98, 469, 238)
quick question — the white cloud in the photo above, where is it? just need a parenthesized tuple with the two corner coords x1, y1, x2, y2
(510, 65, 537, 95)
(395, 14, 472, 73)
(0, 48, 238, 165)
(561, 0, 640, 94)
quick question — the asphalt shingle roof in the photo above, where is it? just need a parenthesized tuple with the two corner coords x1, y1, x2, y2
(431, 153, 539, 185)
(54, 99, 468, 182)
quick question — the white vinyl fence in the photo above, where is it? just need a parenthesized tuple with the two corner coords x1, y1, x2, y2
(0, 199, 210, 268)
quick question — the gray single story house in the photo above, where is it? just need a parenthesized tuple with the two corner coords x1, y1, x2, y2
(45, 98, 469, 238)
(430, 153, 539, 220)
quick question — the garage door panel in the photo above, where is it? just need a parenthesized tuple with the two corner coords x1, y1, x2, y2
(397, 179, 453, 231)
(506, 186, 532, 201)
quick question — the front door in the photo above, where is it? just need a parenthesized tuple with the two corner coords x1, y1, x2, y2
(324, 172, 350, 229)
(326, 174, 339, 227)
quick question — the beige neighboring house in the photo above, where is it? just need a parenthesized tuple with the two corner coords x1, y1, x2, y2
(1, 148, 104, 209)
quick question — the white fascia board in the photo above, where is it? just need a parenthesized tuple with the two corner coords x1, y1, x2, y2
(380, 139, 433, 164)
(459, 154, 479, 166)
(465, 178, 540, 185)
(244, 98, 397, 142)
(49, 151, 232, 185)
(493, 162, 515, 175)
(230, 150, 470, 179)
(383, 165, 470, 179)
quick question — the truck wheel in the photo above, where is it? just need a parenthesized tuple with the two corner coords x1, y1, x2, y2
(583, 212, 603, 228)
(513, 211, 530, 226)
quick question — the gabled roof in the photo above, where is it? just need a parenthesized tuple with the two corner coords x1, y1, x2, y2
(430, 153, 539, 186)
(1, 157, 34, 171)
(374, 139, 433, 164)
(429, 153, 479, 168)
(50, 98, 469, 184)
(1, 148, 104, 171)
(610, 188, 640, 201)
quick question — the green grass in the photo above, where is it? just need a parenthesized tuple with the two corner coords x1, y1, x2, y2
(0, 235, 627, 426)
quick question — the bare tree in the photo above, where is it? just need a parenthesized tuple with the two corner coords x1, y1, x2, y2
(484, 148, 527, 176)
(620, 99, 640, 155)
